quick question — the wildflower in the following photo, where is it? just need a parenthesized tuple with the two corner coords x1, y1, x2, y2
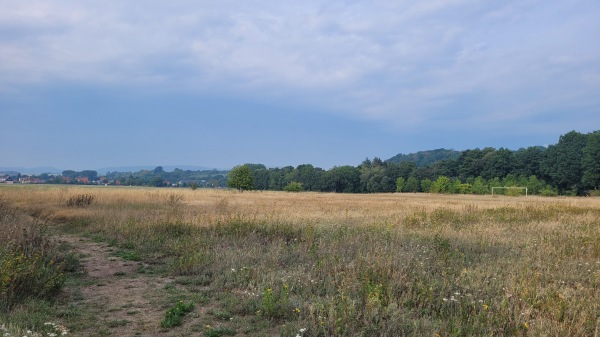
(293, 307, 301, 314)
(523, 322, 529, 329)
(482, 303, 489, 310)
(443, 298, 448, 302)
(299, 328, 307, 333)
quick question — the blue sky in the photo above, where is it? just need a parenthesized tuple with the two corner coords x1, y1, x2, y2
(1, 0, 599, 171)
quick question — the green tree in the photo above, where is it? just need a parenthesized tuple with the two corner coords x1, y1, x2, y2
(326, 166, 360, 193)
(227, 165, 254, 191)
(526, 175, 545, 195)
(149, 176, 164, 187)
(542, 130, 587, 194)
(513, 146, 545, 177)
(284, 181, 303, 192)
(482, 148, 513, 180)
(405, 176, 420, 192)
(582, 130, 600, 190)
(431, 176, 453, 194)
(396, 177, 405, 192)
(471, 176, 488, 194)
(420, 178, 433, 193)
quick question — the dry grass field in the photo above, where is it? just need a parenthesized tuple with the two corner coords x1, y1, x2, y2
(1, 185, 599, 336)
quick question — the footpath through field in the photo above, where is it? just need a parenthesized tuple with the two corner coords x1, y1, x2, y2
(58, 234, 191, 336)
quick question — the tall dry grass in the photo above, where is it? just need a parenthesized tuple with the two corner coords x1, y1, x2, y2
(1, 184, 599, 336)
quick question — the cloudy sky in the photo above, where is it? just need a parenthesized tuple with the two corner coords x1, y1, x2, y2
(1, 0, 599, 171)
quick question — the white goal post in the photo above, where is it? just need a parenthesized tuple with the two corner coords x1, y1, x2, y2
(491, 187, 528, 196)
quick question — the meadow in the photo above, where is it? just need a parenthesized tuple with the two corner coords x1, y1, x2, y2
(1, 185, 599, 336)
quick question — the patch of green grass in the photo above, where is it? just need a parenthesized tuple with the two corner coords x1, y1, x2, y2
(204, 326, 236, 337)
(107, 319, 130, 328)
(209, 309, 233, 321)
(114, 250, 141, 261)
(160, 301, 195, 329)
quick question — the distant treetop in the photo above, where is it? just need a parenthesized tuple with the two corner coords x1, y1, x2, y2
(386, 148, 461, 167)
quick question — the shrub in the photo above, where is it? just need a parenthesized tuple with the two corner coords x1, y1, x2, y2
(284, 182, 303, 192)
(540, 188, 558, 197)
(66, 194, 94, 207)
(0, 202, 70, 311)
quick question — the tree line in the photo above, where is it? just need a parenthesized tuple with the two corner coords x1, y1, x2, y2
(9, 130, 598, 195)
(229, 130, 600, 196)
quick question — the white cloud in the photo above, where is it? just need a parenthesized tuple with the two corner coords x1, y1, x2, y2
(0, 0, 598, 130)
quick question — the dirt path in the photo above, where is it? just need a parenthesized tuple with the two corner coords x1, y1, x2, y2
(58, 235, 190, 337)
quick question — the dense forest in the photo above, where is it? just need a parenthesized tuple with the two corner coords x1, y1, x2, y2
(4, 130, 598, 196)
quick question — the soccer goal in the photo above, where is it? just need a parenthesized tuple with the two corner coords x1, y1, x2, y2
(491, 187, 528, 196)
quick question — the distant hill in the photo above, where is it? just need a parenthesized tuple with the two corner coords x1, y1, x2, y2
(386, 149, 461, 167)
(0, 167, 62, 175)
(96, 165, 216, 175)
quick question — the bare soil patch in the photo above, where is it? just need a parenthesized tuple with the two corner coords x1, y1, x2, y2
(58, 235, 198, 336)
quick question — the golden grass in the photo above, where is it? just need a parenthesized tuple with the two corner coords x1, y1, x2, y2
(1, 184, 599, 336)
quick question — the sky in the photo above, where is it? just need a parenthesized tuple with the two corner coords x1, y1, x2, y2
(1, 0, 599, 171)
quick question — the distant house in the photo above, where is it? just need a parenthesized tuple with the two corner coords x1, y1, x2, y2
(75, 176, 89, 184)
(0, 176, 14, 184)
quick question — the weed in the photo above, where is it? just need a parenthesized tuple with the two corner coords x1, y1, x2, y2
(260, 284, 292, 320)
(107, 319, 130, 328)
(160, 301, 195, 329)
(204, 326, 236, 337)
(114, 250, 141, 261)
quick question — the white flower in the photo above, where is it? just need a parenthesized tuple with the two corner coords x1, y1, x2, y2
(299, 328, 307, 333)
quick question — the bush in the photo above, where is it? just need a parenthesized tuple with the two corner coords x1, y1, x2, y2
(0, 249, 66, 311)
(0, 202, 70, 311)
(541, 188, 558, 197)
(66, 194, 94, 207)
(284, 182, 303, 192)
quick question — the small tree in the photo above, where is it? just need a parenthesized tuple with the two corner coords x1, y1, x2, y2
(284, 181, 303, 192)
(227, 165, 254, 192)
(420, 179, 433, 193)
(431, 176, 453, 193)
(405, 176, 420, 192)
(396, 177, 405, 192)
